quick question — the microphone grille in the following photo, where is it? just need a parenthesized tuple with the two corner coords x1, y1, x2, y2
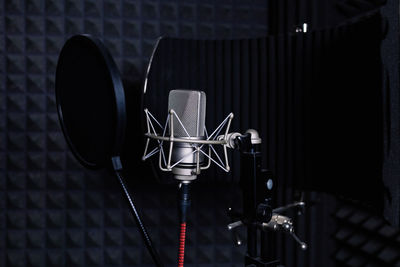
(168, 90, 206, 137)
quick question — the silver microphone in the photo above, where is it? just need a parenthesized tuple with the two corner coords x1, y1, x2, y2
(143, 89, 233, 178)
(168, 89, 206, 181)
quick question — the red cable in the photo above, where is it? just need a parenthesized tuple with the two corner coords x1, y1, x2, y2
(178, 222, 187, 267)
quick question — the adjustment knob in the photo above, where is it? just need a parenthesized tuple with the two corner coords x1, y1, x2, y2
(256, 203, 272, 223)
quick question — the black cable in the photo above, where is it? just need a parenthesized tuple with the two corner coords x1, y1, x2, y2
(178, 182, 191, 223)
(114, 170, 164, 267)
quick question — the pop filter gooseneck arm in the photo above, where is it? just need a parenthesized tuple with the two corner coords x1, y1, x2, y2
(111, 157, 164, 267)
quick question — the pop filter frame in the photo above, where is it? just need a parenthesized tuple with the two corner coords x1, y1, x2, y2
(55, 34, 126, 169)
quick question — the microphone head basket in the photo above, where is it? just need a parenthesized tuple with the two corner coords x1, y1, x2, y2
(142, 108, 234, 179)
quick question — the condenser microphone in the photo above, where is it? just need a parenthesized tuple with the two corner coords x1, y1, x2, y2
(143, 89, 233, 177)
(143, 88, 234, 266)
(168, 89, 206, 181)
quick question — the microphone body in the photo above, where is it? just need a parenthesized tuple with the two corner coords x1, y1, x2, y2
(168, 89, 206, 181)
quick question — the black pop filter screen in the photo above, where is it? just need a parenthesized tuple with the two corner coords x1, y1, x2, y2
(56, 35, 125, 169)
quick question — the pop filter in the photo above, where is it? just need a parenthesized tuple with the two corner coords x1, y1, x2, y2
(55, 34, 164, 267)
(55, 34, 126, 169)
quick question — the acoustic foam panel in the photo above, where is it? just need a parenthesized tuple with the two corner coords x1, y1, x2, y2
(1, 0, 268, 266)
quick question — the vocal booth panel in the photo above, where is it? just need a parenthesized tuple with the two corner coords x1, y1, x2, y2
(1, 0, 400, 267)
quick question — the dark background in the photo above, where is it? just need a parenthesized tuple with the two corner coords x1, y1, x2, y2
(1, 0, 400, 267)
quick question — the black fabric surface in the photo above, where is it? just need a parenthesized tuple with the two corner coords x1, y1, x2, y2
(144, 13, 384, 207)
(381, 0, 400, 226)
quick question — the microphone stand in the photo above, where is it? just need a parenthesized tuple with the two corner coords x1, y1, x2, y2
(227, 130, 307, 267)
(142, 105, 307, 266)
(236, 131, 280, 267)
